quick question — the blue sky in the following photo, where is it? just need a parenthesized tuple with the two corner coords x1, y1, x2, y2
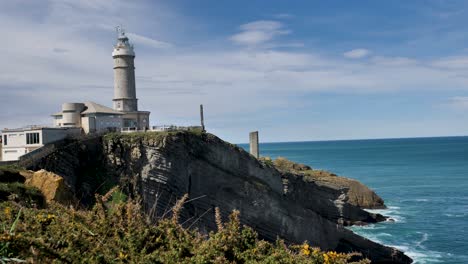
(1, 0, 468, 143)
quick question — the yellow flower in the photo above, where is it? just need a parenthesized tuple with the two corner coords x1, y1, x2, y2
(323, 253, 329, 264)
(301, 243, 311, 256)
(119, 251, 128, 260)
(4, 207, 11, 218)
(327, 251, 338, 259)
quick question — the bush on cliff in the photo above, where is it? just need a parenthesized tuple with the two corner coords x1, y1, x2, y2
(0, 188, 370, 264)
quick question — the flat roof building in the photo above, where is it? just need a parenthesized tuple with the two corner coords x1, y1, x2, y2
(1, 126, 80, 161)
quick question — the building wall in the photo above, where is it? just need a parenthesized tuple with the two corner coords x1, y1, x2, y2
(81, 116, 92, 134)
(2, 147, 27, 161)
(42, 128, 80, 144)
(93, 114, 122, 132)
(121, 112, 150, 130)
(1, 129, 42, 161)
(53, 115, 63, 127)
(1, 128, 79, 161)
(62, 103, 85, 127)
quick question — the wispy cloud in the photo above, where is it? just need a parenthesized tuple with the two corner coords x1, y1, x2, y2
(431, 56, 468, 69)
(230, 20, 290, 46)
(127, 33, 172, 49)
(371, 56, 418, 67)
(273, 13, 294, 19)
(447, 96, 468, 109)
(343, 49, 371, 59)
(52, 48, 70, 53)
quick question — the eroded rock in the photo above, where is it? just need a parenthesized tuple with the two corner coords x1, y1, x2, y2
(25, 169, 75, 205)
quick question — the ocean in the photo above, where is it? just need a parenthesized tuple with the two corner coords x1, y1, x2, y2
(239, 136, 468, 264)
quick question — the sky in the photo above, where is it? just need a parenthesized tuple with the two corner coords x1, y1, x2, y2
(1, 0, 468, 143)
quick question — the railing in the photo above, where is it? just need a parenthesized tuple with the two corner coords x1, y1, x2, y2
(2, 124, 52, 131)
(121, 125, 204, 133)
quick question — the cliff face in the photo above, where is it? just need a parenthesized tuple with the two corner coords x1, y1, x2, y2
(271, 158, 386, 210)
(27, 132, 411, 263)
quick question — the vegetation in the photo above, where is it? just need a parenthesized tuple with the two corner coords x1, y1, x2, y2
(103, 129, 205, 145)
(262, 156, 339, 181)
(0, 165, 23, 175)
(103, 131, 171, 144)
(0, 153, 367, 263)
(0, 184, 369, 263)
(0, 182, 45, 209)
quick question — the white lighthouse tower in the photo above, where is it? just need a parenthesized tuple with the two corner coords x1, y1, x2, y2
(112, 27, 150, 129)
(112, 27, 137, 112)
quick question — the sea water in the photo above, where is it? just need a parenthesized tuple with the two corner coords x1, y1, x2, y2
(239, 137, 468, 263)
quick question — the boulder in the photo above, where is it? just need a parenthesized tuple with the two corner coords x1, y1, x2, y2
(25, 169, 75, 205)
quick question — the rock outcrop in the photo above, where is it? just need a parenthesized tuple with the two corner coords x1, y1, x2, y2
(24, 169, 75, 205)
(270, 157, 386, 209)
(26, 132, 412, 263)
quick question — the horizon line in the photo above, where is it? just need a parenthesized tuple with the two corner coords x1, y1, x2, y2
(235, 134, 468, 145)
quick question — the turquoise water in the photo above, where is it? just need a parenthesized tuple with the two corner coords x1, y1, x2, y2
(239, 136, 468, 264)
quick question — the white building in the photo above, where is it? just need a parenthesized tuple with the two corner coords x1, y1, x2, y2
(0, 27, 152, 161)
(52, 27, 150, 133)
(1, 127, 80, 161)
(52, 102, 123, 133)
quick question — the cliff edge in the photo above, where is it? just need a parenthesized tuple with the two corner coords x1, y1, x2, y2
(28, 131, 411, 263)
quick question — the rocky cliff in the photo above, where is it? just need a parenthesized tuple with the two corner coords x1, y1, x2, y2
(28, 131, 411, 263)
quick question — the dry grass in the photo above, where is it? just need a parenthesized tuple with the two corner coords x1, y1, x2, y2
(0, 184, 369, 263)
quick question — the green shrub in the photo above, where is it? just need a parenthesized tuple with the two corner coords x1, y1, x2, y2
(0, 194, 369, 263)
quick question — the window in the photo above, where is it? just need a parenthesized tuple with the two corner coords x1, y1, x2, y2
(3, 135, 6, 145)
(26, 132, 40, 145)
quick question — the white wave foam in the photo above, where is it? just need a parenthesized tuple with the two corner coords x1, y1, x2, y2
(415, 199, 429, 202)
(391, 245, 444, 263)
(444, 212, 467, 218)
(400, 198, 429, 203)
(415, 232, 428, 248)
(365, 205, 406, 223)
(349, 224, 386, 230)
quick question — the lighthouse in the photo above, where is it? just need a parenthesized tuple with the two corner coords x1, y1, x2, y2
(111, 27, 150, 129)
(113, 27, 137, 112)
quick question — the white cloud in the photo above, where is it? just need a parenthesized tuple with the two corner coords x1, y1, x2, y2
(2, 1, 468, 141)
(447, 96, 468, 109)
(127, 33, 172, 49)
(273, 13, 294, 19)
(431, 56, 468, 69)
(230, 20, 289, 46)
(343, 49, 371, 59)
(371, 56, 418, 66)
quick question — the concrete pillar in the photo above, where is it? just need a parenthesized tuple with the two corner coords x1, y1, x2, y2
(249, 131, 259, 158)
(200, 104, 205, 132)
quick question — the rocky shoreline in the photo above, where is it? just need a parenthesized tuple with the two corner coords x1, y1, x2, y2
(22, 131, 411, 263)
